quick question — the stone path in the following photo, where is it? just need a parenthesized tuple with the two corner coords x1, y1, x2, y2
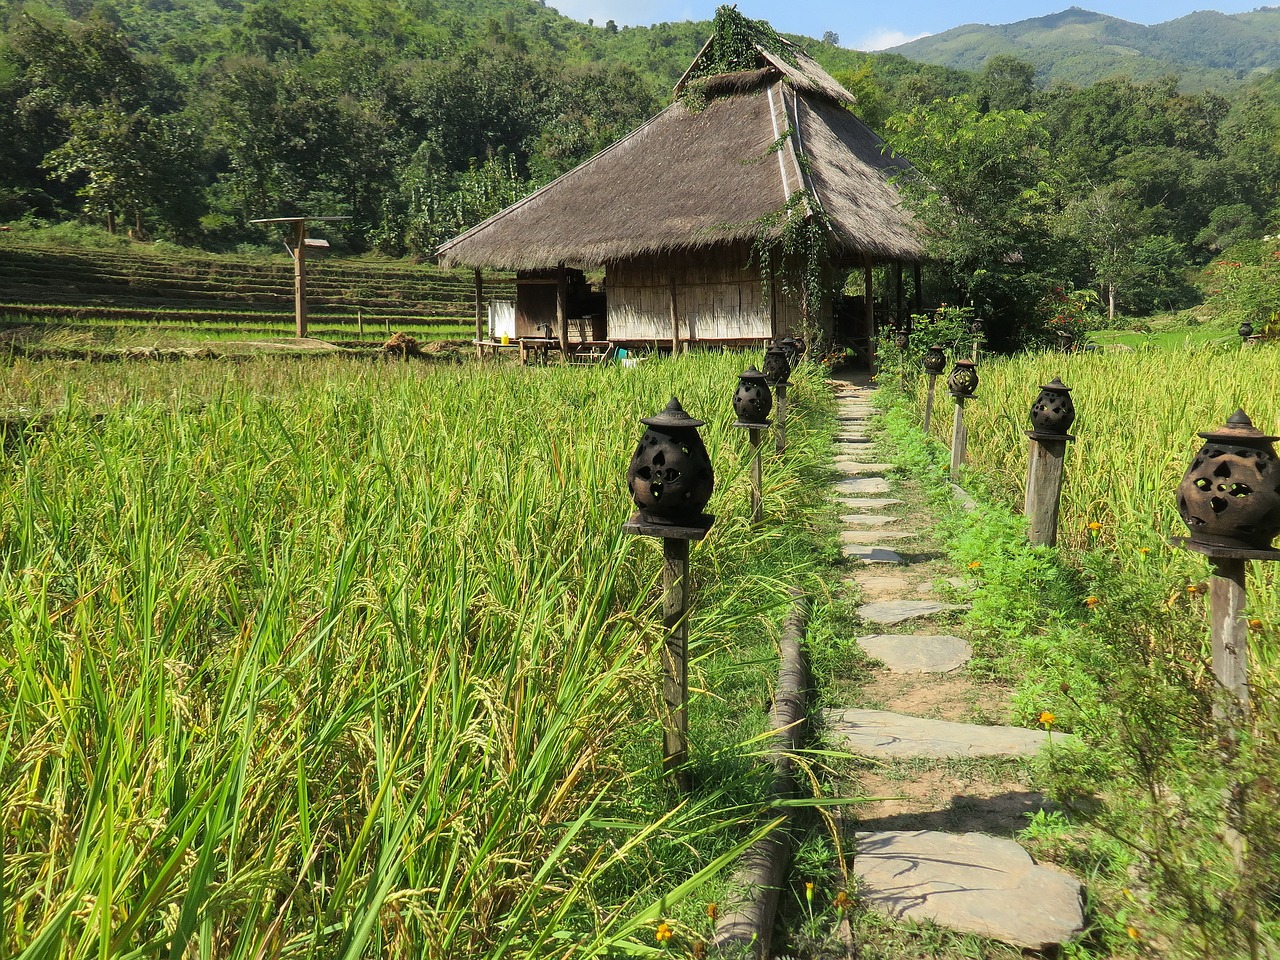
(823, 373, 1085, 951)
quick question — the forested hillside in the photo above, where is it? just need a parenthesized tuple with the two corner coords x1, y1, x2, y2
(892, 5, 1280, 90)
(1, 0, 1278, 328)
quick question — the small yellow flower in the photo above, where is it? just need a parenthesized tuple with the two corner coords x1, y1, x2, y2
(1084, 596, 1100, 608)
(1249, 618, 1264, 630)
(805, 881, 815, 905)
(1039, 711, 1055, 728)
(1138, 547, 1150, 555)
(1087, 521, 1103, 532)
(655, 921, 673, 944)
(968, 560, 982, 570)
(1128, 925, 1141, 940)
(706, 902, 718, 923)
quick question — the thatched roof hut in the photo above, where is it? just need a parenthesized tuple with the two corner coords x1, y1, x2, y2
(439, 17, 923, 354)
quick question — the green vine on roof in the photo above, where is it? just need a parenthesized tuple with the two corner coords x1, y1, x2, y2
(751, 190, 833, 342)
(687, 6, 794, 84)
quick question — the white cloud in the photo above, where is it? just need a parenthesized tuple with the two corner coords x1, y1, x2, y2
(852, 28, 932, 51)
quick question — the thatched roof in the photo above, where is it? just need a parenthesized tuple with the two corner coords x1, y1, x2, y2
(437, 45, 922, 271)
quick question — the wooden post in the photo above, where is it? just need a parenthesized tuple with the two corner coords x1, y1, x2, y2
(474, 268, 485, 359)
(293, 220, 307, 339)
(669, 273, 680, 356)
(1210, 556, 1250, 870)
(774, 383, 788, 455)
(621, 511, 713, 795)
(357, 309, 363, 338)
(749, 427, 763, 523)
(556, 263, 569, 357)
(1210, 558, 1250, 723)
(662, 537, 692, 791)
(950, 397, 968, 476)
(1024, 436, 1070, 546)
(912, 262, 923, 315)
(923, 374, 938, 432)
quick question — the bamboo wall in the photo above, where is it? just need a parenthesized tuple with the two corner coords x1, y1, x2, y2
(605, 245, 827, 343)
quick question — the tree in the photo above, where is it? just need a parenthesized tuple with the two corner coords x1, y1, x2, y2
(975, 54, 1035, 112)
(822, 31, 840, 46)
(884, 95, 1064, 333)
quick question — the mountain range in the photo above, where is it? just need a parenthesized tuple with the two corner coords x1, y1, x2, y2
(886, 5, 1280, 89)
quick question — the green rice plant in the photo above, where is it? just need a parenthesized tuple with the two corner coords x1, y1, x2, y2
(0, 352, 832, 958)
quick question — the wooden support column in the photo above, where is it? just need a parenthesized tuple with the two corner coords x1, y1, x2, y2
(669, 272, 680, 355)
(556, 262, 569, 356)
(864, 255, 875, 372)
(474, 268, 485, 359)
(894, 261, 905, 328)
(293, 220, 307, 339)
(913, 263, 923, 314)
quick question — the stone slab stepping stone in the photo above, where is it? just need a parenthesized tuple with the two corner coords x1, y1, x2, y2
(836, 477, 891, 495)
(855, 831, 1085, 950)
(837, 497, 902, 510)
(834, 462, 895, 476)
(824, 708, 1053, 759)
(842, 545, 905, 564)
(833, 450, 883, 462)
(840, 530, 913, 546)
(857, 633, 971, 673)
(857, 598, 965, 624)
(840, 514, 899, 527)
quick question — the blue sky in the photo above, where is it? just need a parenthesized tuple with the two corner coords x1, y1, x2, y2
(547, 1, 1268, 51)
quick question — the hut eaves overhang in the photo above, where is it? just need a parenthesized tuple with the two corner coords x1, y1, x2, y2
(436, 44, 923, 272)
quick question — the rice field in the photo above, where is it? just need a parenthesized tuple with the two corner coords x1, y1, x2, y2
(0, 352, 832, 958)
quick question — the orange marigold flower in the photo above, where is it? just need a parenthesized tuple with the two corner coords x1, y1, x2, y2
(968, 560, 982, 569)
(1249, 619, 1264, 630)
(693, 942, 707, 959)
(1138, 547, 1150, 555)
(1087, 521, 1102, 532)
(655, 921, 674, 944)
(805, 881, 815, 905)
(1084, 596, 1100, 608)
(1039, 711, 1055, 727)
(834, 890, 851, 911)
(706, 902, 718, 922)
(1128, 925, 1141, 940)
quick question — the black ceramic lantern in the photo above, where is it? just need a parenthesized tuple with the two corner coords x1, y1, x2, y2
(1029, 377, 1076, 437)
(733, 367, 773, 425)
(947, 359, 979, 398)
(763, 343, 791, 386)
(922, 345, 947, 376)
(970, 318, 986, 339)
(1239, 321, 1255, 340)
(627, 397, 715, 526)
(779, 337, 805, 363)
(1177, 409, 1280, 552)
